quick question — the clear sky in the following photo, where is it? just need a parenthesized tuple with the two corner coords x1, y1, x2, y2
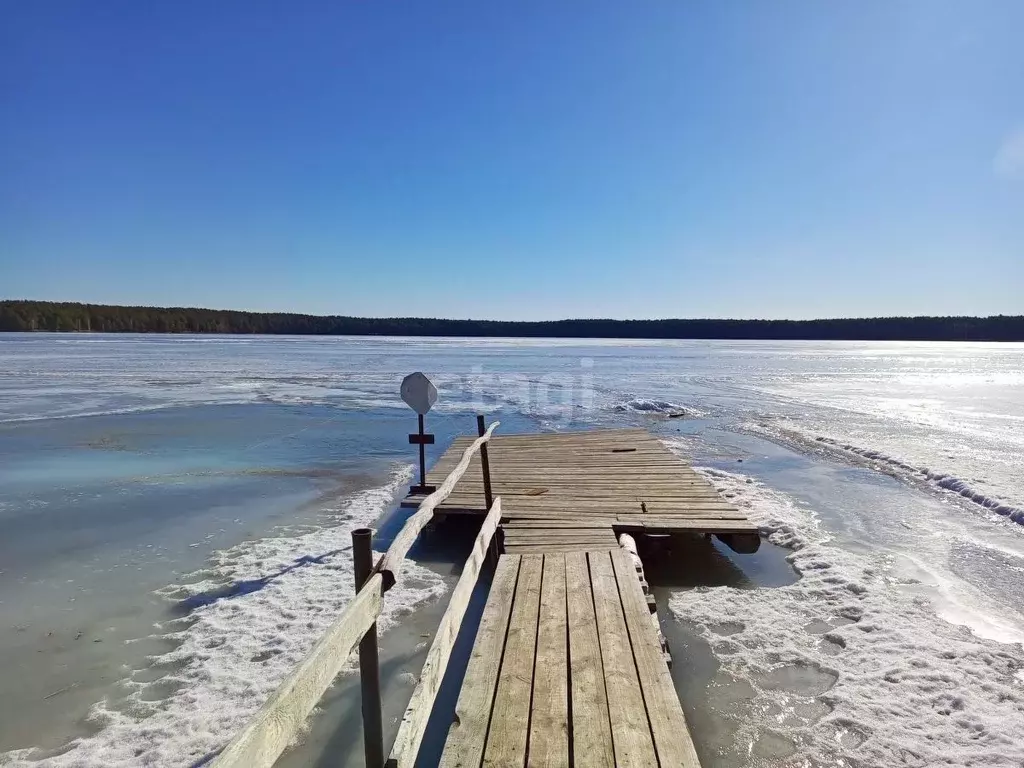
(2, 1, 1022, 320)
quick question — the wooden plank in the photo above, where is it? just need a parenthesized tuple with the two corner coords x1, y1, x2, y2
(504, 545, 618, 553)
(464, 484, 711, 491)
(427, 466, 688, 479)
(502, 535, 618, 544)
(505, 510, 731, 518)
(503, 524, 737, 528)
(440, 485, 722, 494)
(470, 456, 676, 463)
(389, 498, 503, 768)
(478, 444, 665, 453)
(406, 492, 723, 502)
(434, 448, 681, 461)
(503, 526, 618, 533)
(502, 537, 618, 546)
(458, 460, 699, 468)
(469, 437, 653, 447)
(442, 479, 714, 487)
(503, 544, 617, 554)
(564, 552, 614, 768)
(431, 476, 680, 485)
(486, 441, 676, 447)
(504, 542, 617, 551)
(502, 494, 725, 501)
(482, 434, 660, 443)
(477, 451, 672, 457)
(431, 472, 689, 481)
(433, 456, 681, 465)
(438, 441, 662, 454)
(501, 509, 739, 518)
(485, 442, 671, 451)
(528, 555, 569, 768)
(588, 551, 658, 767)
(421, 469, 691, 484)
(611, 549, 701, 767)
(211, 573, 384, 768)
(482, 554, 543, 767)
(443, 494, 727, 503)
(458, 468, 704, 475)
(503, 526, 617, 532)
(441, 432, 664, 445)
(432, 460, 696, 466)
(437, 442, 673, 452)
(502, 521, 615, 529)
(506, 512, 742, 520)
(620, 517, 759, 532)
(638, 500, 742, 508)
(503, 507, 729, 514)
(501, 506, 738, 513)
(497, 532, 614, 544)
(503, 507, 737, 514)
(441, 556, 521, 768)
(442, 449, 680, 458)
(436, 497, 735, 508)
(455, 428, 646, 440)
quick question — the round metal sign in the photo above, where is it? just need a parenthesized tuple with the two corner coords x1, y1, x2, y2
(400, 372, 438, 415)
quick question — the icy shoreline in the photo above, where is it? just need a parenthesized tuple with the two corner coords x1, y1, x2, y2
(0, 467, 447, 768)
(670, 468, 1024, 767)
(809, 435, 1024, 524)
(745, 422, 1024, 526)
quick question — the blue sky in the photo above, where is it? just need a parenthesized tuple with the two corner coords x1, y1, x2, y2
(1, 1, 1022, 320)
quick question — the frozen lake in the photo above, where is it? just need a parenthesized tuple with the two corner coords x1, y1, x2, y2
(1, 334, 1022, 766)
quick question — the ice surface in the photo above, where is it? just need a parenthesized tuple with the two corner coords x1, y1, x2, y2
(613, 397, 702, 416)
(811, 435, 1024, 524)
(0, 467, 447, 767)
(671, 468, 1024, 767)
(755, 423, 1024, 525)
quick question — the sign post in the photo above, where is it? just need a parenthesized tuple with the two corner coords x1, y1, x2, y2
(401, 372, 438, 496)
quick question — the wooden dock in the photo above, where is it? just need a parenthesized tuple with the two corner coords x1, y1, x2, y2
(402, 427, 758, 767)
(402, 427, 760, 554)
(215, 424, 759, 768)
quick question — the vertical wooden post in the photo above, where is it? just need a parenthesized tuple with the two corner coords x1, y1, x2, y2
(407, 414, 435, 496)
(417, 414, 427, 489)
(352, 528, 384, 768)
(476, 414, 493, 510)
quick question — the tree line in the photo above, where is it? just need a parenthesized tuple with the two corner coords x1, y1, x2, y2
(1, 300, 1021, 340)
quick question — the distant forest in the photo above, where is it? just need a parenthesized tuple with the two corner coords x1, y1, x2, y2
(1, 300, 1022, 341)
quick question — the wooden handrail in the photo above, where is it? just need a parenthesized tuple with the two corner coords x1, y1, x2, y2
(210, 420, 500, 768)
(210, 573, 385, 768)
(387, 496, 503, 768)
(376, 421, 499, 591)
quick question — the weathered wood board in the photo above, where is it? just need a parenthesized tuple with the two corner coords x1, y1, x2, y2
(439, 551, 700, 767)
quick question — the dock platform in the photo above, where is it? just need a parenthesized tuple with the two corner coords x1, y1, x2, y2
(405, 428, 757, 767)
(402, 427, 760, 554)
(212, 426, 757, 768)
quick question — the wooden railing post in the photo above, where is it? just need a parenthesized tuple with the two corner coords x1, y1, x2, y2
(353, 528, 384, 768)
(476, 415, 493, 510)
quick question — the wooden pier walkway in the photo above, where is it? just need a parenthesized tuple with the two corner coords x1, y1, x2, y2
(215, 425, 759, 768)
(441, 549, 701, 767)
(401, 427, 756, 767)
